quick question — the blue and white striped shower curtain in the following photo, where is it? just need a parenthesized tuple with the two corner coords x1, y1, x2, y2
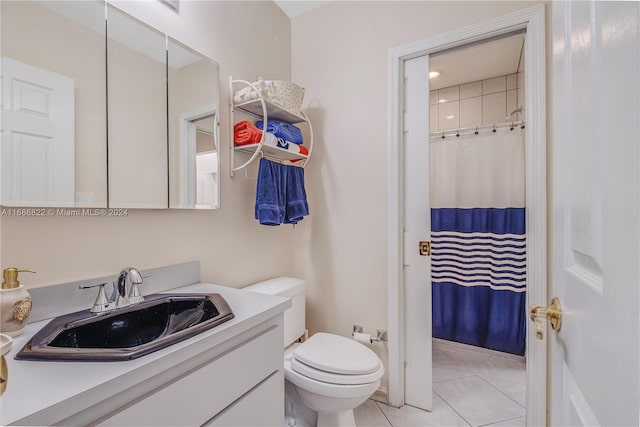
(430, 128, 526, 355)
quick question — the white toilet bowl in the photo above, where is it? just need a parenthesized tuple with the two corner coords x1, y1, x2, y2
(284, 332, 384, 427)
(243, 278, 384, 427)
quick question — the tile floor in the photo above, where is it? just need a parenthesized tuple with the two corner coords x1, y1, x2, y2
(354, 339, 526, 427)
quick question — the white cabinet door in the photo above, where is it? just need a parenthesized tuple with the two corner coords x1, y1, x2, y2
(549, 2, 639, 425)
(1, 58, 75, 206)
(98, 326, 282, 426)
(205, 372, 283, 427)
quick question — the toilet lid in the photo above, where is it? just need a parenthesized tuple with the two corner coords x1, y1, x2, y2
(293, 332, 382, 375)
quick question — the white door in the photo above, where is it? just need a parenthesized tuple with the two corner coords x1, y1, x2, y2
(403, 55, 432, 411)
(1, 58, 75, 206)
(549, 2, 639, 425)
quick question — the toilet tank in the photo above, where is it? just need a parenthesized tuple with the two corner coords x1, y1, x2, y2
(243, 277, 306, 348)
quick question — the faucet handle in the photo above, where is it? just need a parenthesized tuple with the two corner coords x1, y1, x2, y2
(79, 282, 115, 314)
(127, 271, 149, 304)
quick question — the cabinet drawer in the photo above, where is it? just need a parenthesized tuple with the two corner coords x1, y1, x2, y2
(205, 370, 284, 427)
(98, 325, 282, 426)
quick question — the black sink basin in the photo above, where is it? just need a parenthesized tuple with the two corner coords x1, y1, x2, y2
(15, 293, 234, 361)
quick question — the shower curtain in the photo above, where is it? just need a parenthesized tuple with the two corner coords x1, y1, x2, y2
(430, 128, 526, 356)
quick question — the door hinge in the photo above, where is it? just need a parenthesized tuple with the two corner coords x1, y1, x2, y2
(419, 241, 431, 256)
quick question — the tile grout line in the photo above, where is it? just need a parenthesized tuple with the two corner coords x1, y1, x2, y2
(433, 372, 477, 383)
(432, 388, 473, 427)
(475, 374, 527, 410)
(477, 414, 525, 427)
(372, 400, 394, 427)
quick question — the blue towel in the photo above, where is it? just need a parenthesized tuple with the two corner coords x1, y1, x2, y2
(285, 166, 309, 224)
(256, 119, 304, 144)
(255, 158, 309, 226)
(255, 159, 285, 225)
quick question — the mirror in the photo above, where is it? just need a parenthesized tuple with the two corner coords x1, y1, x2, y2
(1, 0, 107, 207)
(106, 5, 168, 209)
(167, 38, 220, 209)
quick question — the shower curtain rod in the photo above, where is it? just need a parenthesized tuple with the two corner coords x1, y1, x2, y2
(430, 121, 525, 139)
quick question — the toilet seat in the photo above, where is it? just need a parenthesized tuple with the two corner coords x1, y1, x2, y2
(291, 357, 384, 385)
(289, 332, 384, 386)
(293, 332, 382, 375)
(285, 357, 381, 399)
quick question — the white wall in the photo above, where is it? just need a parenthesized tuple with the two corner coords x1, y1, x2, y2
(1, 1, 293, 289)
(290, 0, 542, 392)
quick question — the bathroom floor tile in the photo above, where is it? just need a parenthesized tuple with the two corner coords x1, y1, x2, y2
(376, 395, 470, 426)
(482, 416, 526, 426)
(434, 376, 525, 427)
(433, 347, 475, 382)
(354, 399, 392, 426)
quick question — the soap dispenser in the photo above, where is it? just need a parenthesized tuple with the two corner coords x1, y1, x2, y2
(1, 268, 35, 337)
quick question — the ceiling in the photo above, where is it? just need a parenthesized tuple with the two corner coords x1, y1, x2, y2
(274, 1, 331, 18)
(429, 33, 525, 90)
(273, 2, 525, 89)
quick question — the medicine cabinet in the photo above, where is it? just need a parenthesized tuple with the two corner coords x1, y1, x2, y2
(0, 0, 220, 210)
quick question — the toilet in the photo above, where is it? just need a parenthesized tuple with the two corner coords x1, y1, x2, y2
(244, 277, 384, 427)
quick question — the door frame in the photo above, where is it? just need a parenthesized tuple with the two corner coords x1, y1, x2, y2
(387, 4, 547, 426)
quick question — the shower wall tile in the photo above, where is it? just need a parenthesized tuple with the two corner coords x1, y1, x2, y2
(438, 100, 460, 130)
(518, 87, 525, 121)
(460, 81, 482, 99)
(430, 105, 439, 132)
(482, 76, 506, 95)
(430, 72, 526, 132)
(438, 86, 459, 103)
(482, 91, 506, 125)
(506, 90, 518, 119)
(517, 72, 525, 89)
(459, 96, 482, 128)
(430, 90, 439, 105)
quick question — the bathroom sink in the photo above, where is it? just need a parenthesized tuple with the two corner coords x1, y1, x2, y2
(15, 293, 234, 361)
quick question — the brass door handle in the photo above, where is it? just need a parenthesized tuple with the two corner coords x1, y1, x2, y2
(530, 297, 562, 340)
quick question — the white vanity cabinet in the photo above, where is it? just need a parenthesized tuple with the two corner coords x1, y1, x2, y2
(96, 321, 283, 426)
(1, 280, 290, 427)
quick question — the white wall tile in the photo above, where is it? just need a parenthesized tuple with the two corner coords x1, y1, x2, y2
(460, 81, 482, 99)
(438, 101, 459, 130)
(459, 96, 482, 128)
(506, 89, 518, 120)
(518, 87, 525, 121)
(430, 90, 439, 106)
(482, 91, 506, 125)
(517, 71, 525, 89)
(438, 86, 459, 103)
(506, 73, 518, 90)
(482, 75, 506, 95)
(430, 105, 439, 132)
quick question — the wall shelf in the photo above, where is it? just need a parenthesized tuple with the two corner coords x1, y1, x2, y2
(229, 77, 313, 177)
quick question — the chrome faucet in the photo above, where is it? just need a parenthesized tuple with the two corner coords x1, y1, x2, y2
(115, 267, 145, 307)
(80, 267, 148, 314)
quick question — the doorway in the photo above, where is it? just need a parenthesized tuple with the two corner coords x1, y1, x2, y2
(387, 5, 546, 426)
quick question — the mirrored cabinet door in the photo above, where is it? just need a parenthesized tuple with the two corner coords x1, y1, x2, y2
(106, 5, 168, 209)
(167, 38, 220, 209)
(1, 1, 107, 207)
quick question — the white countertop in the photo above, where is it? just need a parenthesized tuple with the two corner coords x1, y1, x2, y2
(0, 283, 290, 426)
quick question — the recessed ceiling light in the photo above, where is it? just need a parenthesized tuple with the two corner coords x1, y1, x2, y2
(429, 69, 443, 79)
(446, 115, 455, 119)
